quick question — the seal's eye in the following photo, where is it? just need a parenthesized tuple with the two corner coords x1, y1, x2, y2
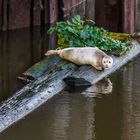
(109, 61, 111, 63)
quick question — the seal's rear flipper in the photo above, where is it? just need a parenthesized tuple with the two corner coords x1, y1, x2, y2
(45, 50, 59, 56)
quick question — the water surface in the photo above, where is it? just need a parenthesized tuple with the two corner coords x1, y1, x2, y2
(0, 28, 50, 101)
(1, 23, 140, 140)
(0, 54, 140, 140)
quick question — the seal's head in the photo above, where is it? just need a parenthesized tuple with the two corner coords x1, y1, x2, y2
(102, 56, 113, 69)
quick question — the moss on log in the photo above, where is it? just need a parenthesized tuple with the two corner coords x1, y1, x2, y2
(18, 56, 62, 82)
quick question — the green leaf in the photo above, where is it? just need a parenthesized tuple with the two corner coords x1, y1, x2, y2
(47, 15, 129, 55)
(47, 27, 56, 34)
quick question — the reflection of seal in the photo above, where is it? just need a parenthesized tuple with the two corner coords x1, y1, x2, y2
(45, 47, 113, 70)
(81, 78, 113, 97)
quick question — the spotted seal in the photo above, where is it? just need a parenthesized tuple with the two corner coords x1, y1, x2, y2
(45, 47, 113, 70)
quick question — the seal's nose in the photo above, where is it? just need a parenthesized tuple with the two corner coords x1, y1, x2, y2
(105, 64, 110, 69)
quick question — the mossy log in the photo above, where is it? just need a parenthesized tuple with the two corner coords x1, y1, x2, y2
(18, 56, 62, 82)
(0, 59, 79, 133)
(0, 41, 140, 133)
(110, 32, 140, 42)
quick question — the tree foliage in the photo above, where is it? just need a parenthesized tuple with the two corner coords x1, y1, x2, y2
(48, 15, 129, 54)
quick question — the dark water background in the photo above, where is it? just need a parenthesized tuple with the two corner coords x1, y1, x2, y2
(0, 55, 140, 140)
(0, 27, 140, 140)
(0, 27, 53, 101)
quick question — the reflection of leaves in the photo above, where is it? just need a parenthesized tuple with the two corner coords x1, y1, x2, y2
(48, 15, 129, 55)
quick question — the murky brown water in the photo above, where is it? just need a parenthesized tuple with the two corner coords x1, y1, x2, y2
(1, 26, 140, 139)
(0, 31, 140, 139)
(0, 27, 52, 101)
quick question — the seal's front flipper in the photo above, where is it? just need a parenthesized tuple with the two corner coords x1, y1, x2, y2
(93, 65, 103, 71)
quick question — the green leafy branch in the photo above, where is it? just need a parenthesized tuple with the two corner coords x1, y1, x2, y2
(48, 15, 129, 55)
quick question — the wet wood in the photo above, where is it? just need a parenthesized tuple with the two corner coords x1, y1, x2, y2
(85, 0, 95, 21)
(20, 56, 62, 82)
(95, 0, 136, 33)
(50, 0, 58, 23)
(1, 0, 8, 31)
(0, 0, 2, 29)
(69, 0, 86, 18)
(32, 0, 42, 26)
(120, 0, 136, 33)
(0, 59, 79, 133)
(136, 0, 140, 31)
(0, 0, 137, 31)
(62, 0, 69, 18)
(8, 0, 31, 29)
(0, 0, 89, 30)
(95, 0, 120, 32)
(62, 0, 86, 19)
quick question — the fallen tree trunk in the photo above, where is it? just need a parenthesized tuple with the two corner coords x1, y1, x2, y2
(18, 56, 62, 82)
(0, 41, 140, 133)
(0, 59, 79, 133)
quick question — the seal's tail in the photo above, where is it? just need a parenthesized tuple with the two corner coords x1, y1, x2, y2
(45, 50, 60, 56)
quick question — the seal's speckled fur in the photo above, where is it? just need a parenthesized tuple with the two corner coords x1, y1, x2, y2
(45, 47, 113, 70)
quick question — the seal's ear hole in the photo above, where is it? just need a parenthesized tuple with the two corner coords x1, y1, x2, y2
(104, 61, 106, 63)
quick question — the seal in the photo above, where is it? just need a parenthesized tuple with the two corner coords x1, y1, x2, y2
(45, 47, 113, 70)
